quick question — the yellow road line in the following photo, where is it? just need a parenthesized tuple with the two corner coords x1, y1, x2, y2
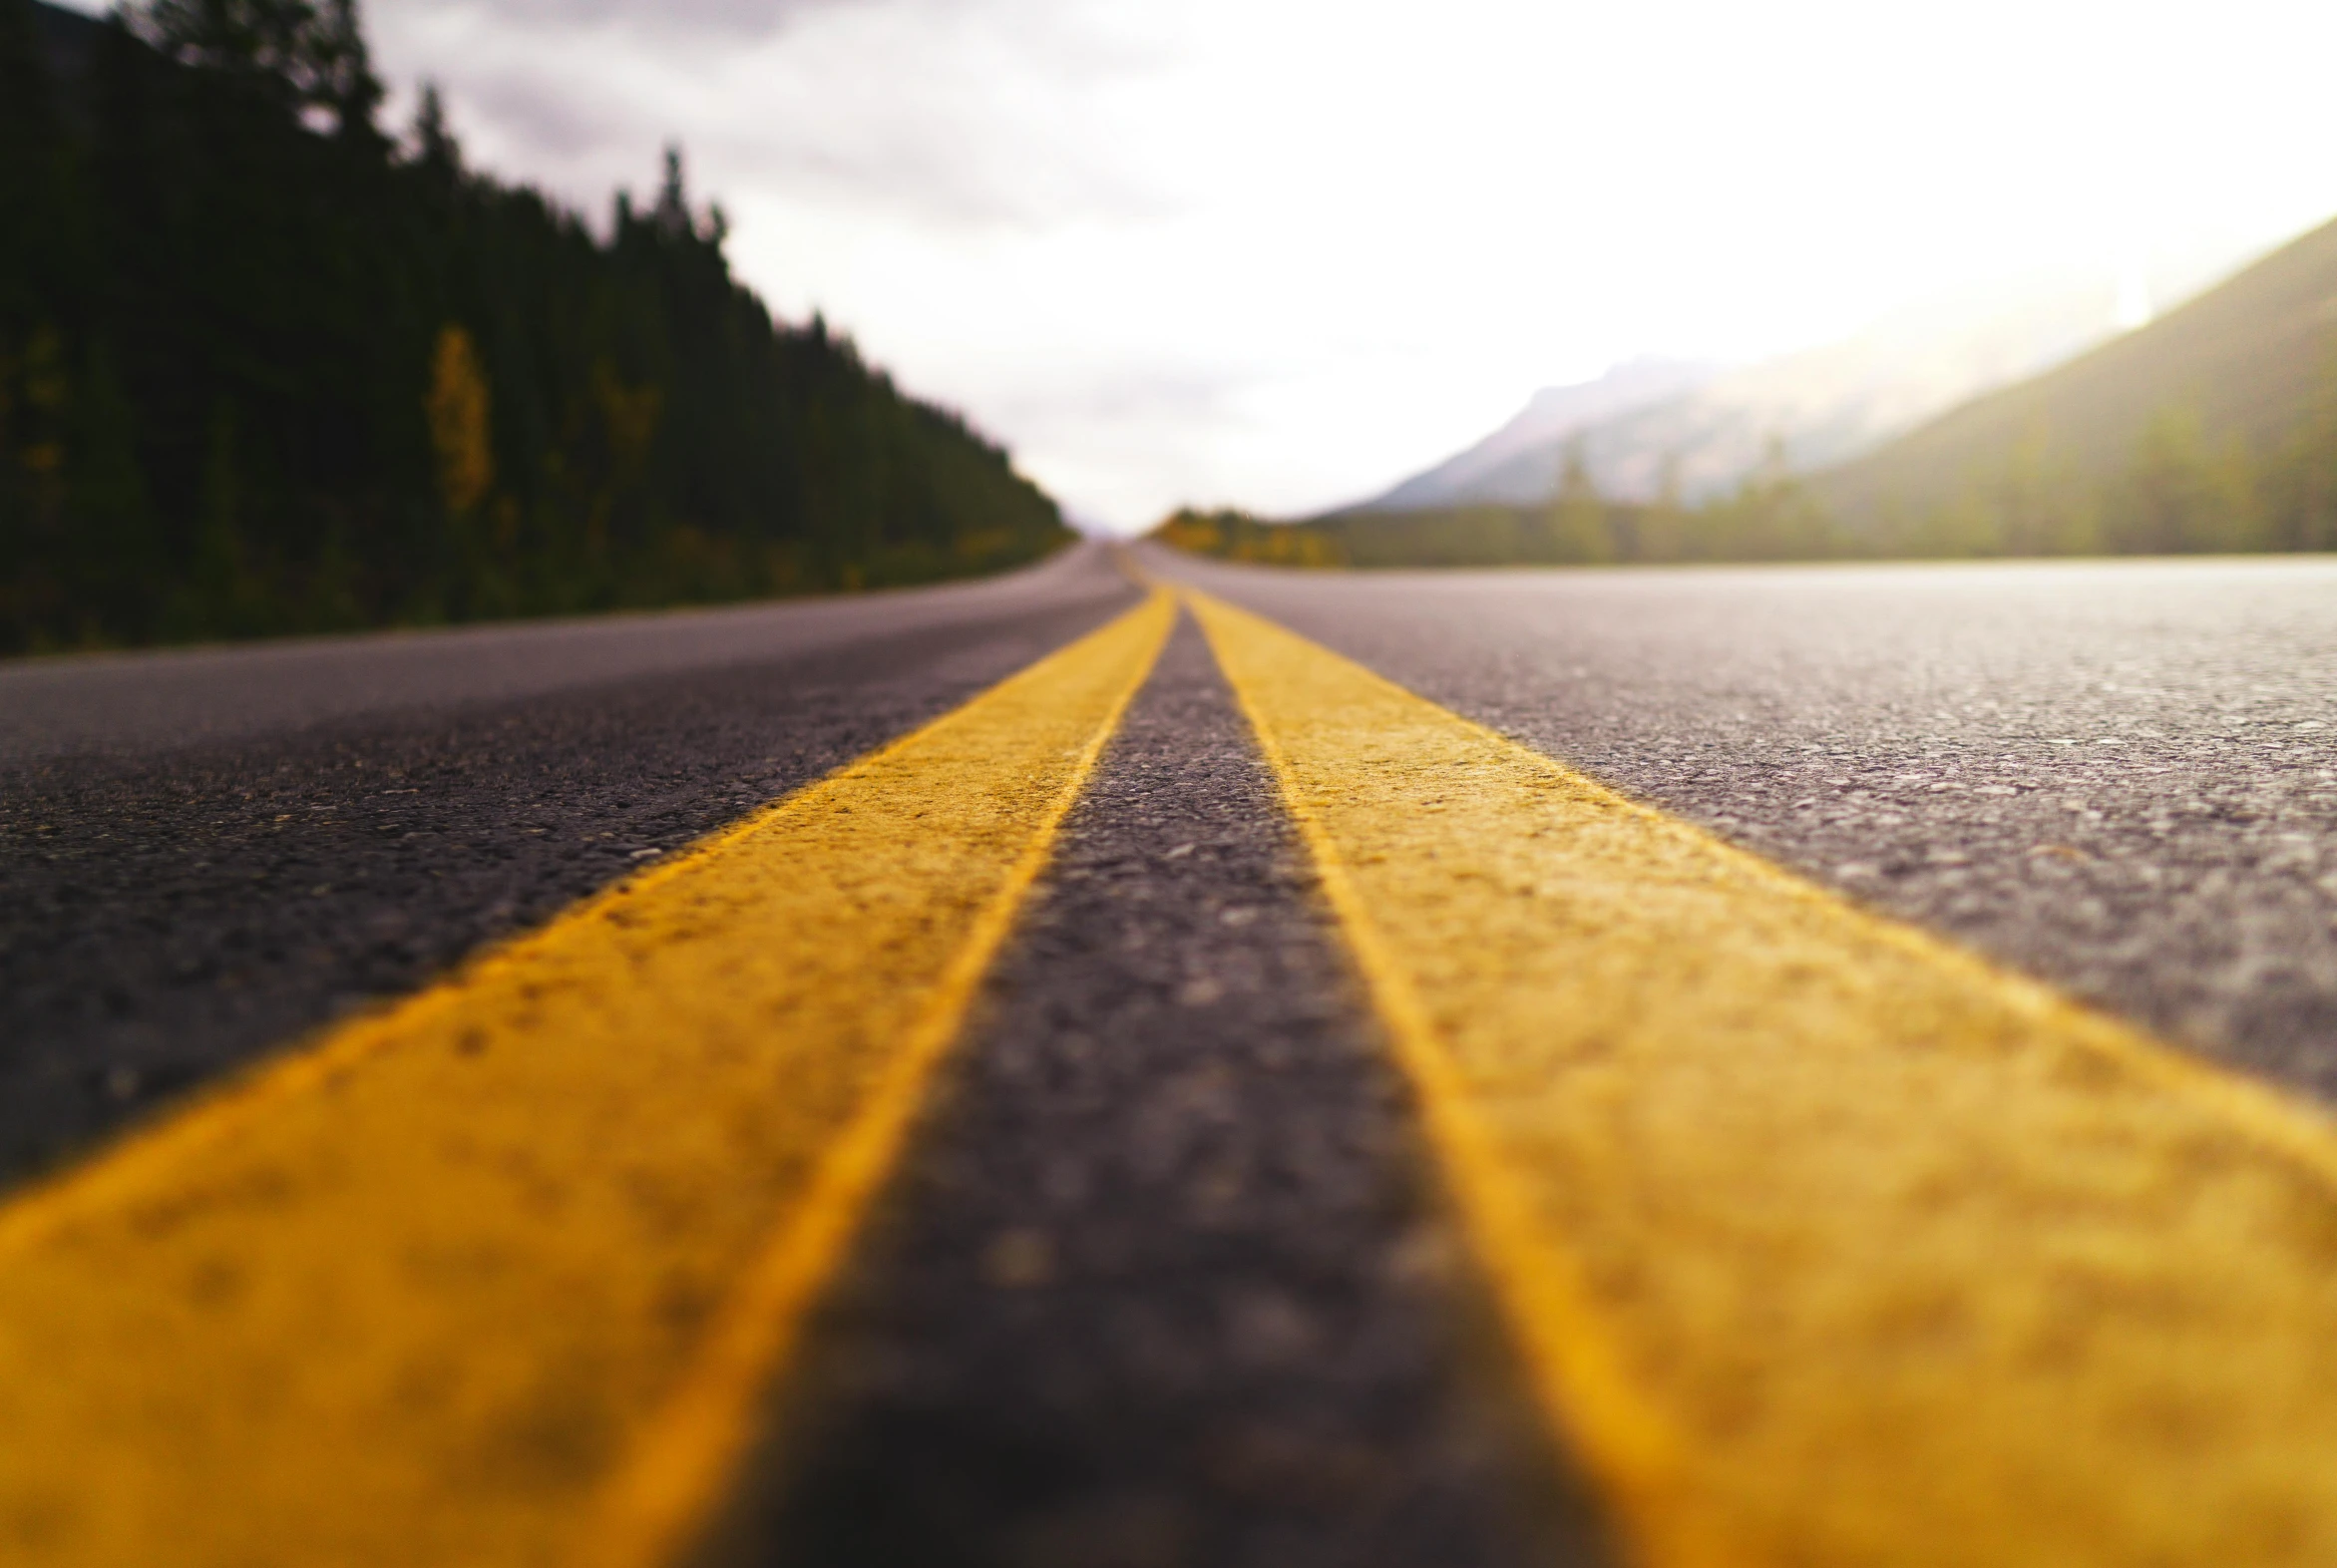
(1188, 587, 2337, 1568)
(0, 588, 1174, 1568)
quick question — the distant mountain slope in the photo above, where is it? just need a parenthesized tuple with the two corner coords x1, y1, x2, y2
(1358, 267, 2210, 511)
(1817, 217, 2337, 529)
(1161, 218, 2337, 568)
(1358, 358, 1715, 511)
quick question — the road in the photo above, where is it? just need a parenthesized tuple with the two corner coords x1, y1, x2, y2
(1168, 549, 2337, 1098)
(5, 543, 2337, 1568)
(0, 546, 1138, 1178)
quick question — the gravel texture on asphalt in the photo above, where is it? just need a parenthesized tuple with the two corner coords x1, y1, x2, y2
(704, 613, 1609, 1568)
(0, 546, 1125, 765)
(0, 549, 1136, 1187)
(1161, 550, 2337, 1104)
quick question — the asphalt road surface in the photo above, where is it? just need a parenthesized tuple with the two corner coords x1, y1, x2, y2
(9, 542, 2337, 1568)
(1164, 547, 2337, 1103)
(0, 545, 1137, 1179)
(709, 618, 1596, 1568)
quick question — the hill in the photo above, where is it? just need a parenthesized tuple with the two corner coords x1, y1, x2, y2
(1162, 217, 2337, 571)
(1153, 449, 1827, 568)
(0, 0, 1069, 653)
(1355, 268, 2163, 512)
(1355, 358, 1716, 512)
(1818, 218, 2337, 552)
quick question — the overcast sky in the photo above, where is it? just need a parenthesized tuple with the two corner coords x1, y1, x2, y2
(122, 0, 2337, 527)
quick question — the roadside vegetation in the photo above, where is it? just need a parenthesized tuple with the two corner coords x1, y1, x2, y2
(1156, 374, 2337, 571)
(1152, 445, 1864, 568)
(0, 0, 1069, 654)
(1160, 216, 2337, 570)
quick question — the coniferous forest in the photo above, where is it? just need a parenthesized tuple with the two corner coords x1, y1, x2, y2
(0, 0, 1070, 653)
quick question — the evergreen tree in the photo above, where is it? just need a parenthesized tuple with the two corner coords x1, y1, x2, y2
(1543, 440, 1614, 564)
(1701, 438, 1830, 560)
(1635, 453, 1687, 562)
(2106, 406, 2259, 555)
(2266, 345, 2337, 552)
(0, 0, 1067, 651)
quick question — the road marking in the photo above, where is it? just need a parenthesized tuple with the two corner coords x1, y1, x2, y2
(1188, 588, 2337, 1568)
(0, 588, 1174, 1568)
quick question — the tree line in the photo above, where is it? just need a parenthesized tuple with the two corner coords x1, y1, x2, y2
(1868, 379, 2337, 558)
(1152, 445, 1834, 569)
(0, 0, 1069, 653)
(1156, 364, 2337, 570)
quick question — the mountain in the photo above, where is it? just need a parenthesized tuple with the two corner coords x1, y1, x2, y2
(1355, 264, 2224, 512)
(1161, 214, 2337, 568)
(1817, 216, 2337, 535)
(1358, 358, 1716, 511)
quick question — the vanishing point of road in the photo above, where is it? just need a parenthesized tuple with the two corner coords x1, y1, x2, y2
(7, 542, 2337, 1568)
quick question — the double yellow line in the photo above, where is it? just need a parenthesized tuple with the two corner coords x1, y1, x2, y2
(1192, 592, 2337, 1568)
(0, 592, 1175, 1568)
(6, 584, 2337, 1568)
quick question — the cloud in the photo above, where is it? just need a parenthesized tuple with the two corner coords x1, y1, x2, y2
(372, 0, 1173, 229)
(354, 0, 2337, 529)
(420, 0, 841, 37)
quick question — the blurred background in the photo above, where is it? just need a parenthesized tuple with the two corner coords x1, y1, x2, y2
(347, 0, 2337, 526)
(11, 0, 2337, 647)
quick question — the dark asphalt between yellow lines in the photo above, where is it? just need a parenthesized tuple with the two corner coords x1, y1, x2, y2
(0, 589, 1174, 1568)
(1189, 588, 2337, 1568)
(7, 581, 2337, 1567)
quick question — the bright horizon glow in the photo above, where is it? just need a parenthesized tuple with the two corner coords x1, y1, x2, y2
(68, 0, 2337, 531)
